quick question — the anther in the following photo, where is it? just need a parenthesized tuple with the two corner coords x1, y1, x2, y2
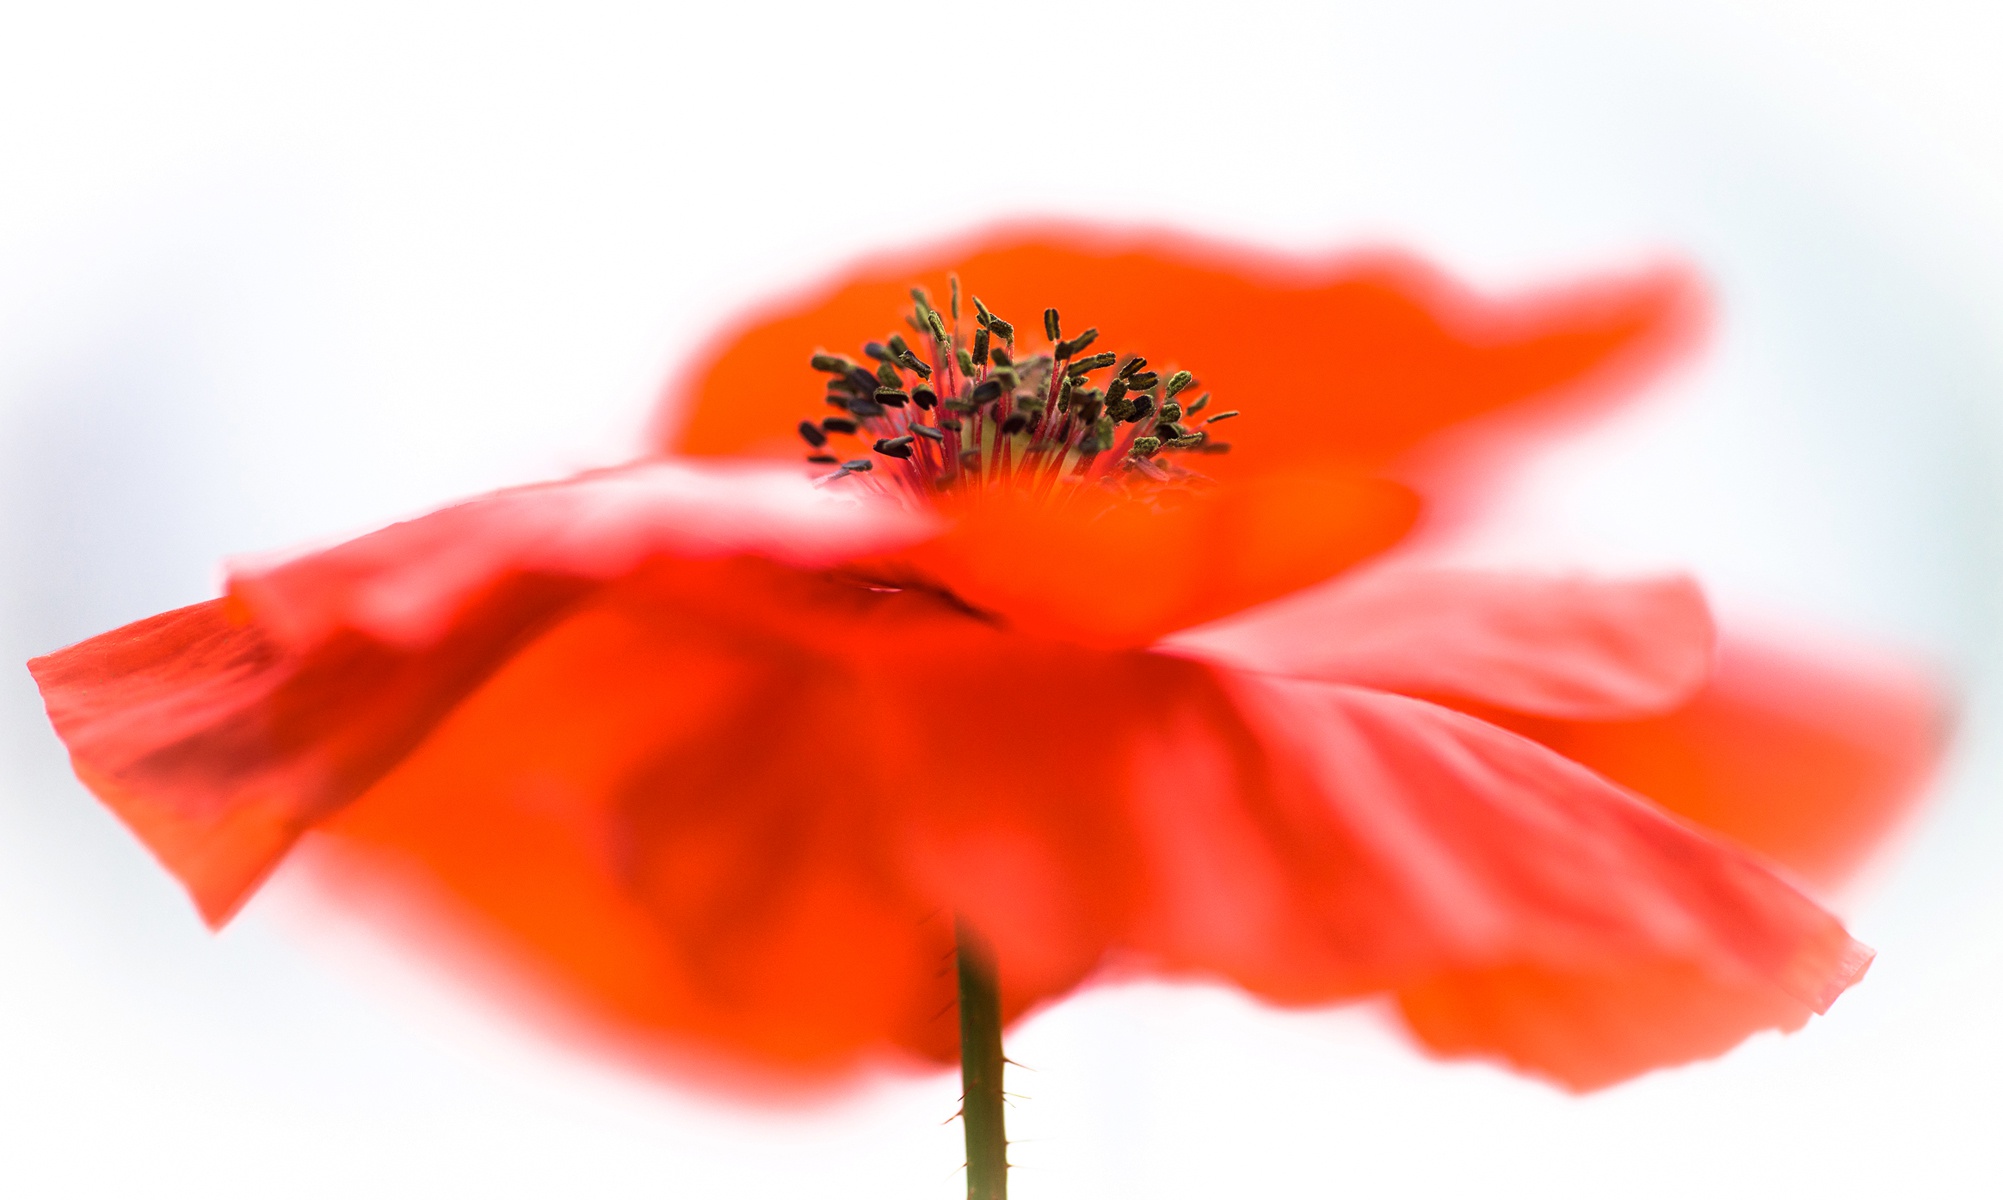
(1055, 328, 1099, 360)
(796, 280, 1234, 498)
(888, 334, 932, 378)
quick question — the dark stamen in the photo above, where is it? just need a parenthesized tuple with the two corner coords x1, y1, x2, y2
(795, 281, 1240, 495)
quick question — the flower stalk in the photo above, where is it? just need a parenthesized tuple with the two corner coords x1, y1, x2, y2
(955, 917, 1007, 1200)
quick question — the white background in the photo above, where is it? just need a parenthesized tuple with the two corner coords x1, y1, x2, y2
(3, 2, 2001, 1196)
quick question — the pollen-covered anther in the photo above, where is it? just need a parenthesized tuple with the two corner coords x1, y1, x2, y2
(796, 285, 1240, 503)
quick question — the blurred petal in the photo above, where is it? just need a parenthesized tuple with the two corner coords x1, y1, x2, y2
(1165, 568, 1715, 720)
(1488, 633, 1947, 890)
(896, 468, 1418, 648)
(29, 460, 931, 927)
(229, 458, 934, 652)
(310, 558, 1221, 1074)
(1128, 675, 1870, 1091)
(27, 581, 583, 925)
(660, 223, 1700, 478)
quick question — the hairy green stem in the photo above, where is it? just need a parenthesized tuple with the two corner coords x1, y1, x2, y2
(956, 918, 1007, 1200)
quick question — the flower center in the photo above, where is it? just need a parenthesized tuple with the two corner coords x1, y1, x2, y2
(796, 276, 1239, 507)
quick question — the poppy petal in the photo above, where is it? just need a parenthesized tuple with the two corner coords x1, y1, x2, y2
(661, 223, 1699, 478)
(1487, 633, 1946, 891)
(228, 459, 934, 652)
(895, 468, 1419, 648)
(29, 461, 931, 927)
(308, 557, 1209, 1075)
(309, 561, 966, 1076)
(1163, 568, 1716, 720)
(1128, 674, 1870, 1091)
(27, 580, 584, 926)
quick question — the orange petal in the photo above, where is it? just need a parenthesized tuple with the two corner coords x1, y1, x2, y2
(309, 558, 1242, 1078)
(1165, 568, 1716, 720)
(1126, 675, 1870, 1091)
(230, 459, 932, 652)
(31, 461, 930, 928)
(27, 582, 585, 925)
(892, 467, 1418, 648)
(1487, 633, 1947, 891)
(659, 222, 1700, 477)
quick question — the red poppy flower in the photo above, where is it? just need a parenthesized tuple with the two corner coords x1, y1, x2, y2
(28, 225, 1940, 1098)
